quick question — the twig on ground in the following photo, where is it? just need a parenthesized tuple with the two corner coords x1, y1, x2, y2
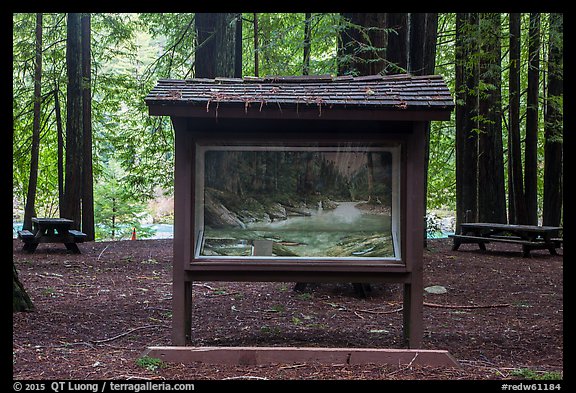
(192, 283, 239, 297)
(357, 307, 404, 315)
(424, 302, 510, 309)
(407, 352, 419, 368)
(113, 375, 165, 380)
(279, 363, 308, 370)
(36, 273, 65, 282)
(97, 245, 110, 261)
(192, 283, 217, 291)
(90, 325, 162, 344)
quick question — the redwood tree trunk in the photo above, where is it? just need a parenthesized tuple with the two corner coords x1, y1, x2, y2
(386, 13, 408, 73)
(234, 13, 242, 78)
(81, 13, 95, 240)
(409, 12, 438, 245)
(455, 13, 479, 230)
(477, 13, 506, 224)
(195, 13, 239, 78)
(542, 13, 563, 227)
(408, 13, 437, 76)
(62, 13, 83, 229)
(338, 13, 387, 76)
(507, 12, 527, 224)
(524, 13, 540, 225)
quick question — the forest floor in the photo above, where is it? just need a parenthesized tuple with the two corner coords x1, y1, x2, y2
(12, 238, 563, 381)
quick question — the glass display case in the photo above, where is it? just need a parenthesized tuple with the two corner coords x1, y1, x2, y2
(145, 74, 454, 348)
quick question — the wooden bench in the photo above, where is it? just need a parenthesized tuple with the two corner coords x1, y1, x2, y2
(450, 223, 562, 258)
(17, 229, 35, 240)
(68, 229, 87, 241)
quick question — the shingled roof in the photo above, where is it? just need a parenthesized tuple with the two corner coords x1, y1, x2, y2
(145, 74, 454, 120)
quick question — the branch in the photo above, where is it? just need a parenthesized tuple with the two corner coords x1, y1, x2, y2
(90, 325, 162, 344)
(424, 302, 510, 309)
(356, 307, 404, 315)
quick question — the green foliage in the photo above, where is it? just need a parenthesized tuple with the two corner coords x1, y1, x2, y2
(135, 356, 165, 372)
(94, 159, 155, 240)
(12, 13, 562, 224)
(510, 368, 562, 380)
(243, 13, 340, 76)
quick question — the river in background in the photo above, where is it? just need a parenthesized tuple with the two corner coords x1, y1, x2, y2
(251, 201, 388, 233)
(12, 222, 174, 240)
(12, 208, 454, 241)
(254, 201, 392, 258)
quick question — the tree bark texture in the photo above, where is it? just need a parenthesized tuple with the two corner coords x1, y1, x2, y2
(543, 13, 563, 227)
(507, 12, 527, 224)
(524, 13, 540, 225)
(81, 13, 95, 240)
(338, 13, 387, 76)
(386, 13, 408, 73)
(234, 13, 242, 78)
(476, 13, 506, 224)
(195, 13, 238, 78)
(409, 13, 437, 76)
(23, 13, 42, 231)
(63, 13, 83, 229)
(455, 13, 479, 231)
(408, 13, 438, 245)
(13, 264, 34, 312)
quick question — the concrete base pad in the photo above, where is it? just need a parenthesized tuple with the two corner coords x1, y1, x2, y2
(143, 346, 461, 368)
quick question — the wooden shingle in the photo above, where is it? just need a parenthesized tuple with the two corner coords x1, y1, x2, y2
(145, 74, 454, 120)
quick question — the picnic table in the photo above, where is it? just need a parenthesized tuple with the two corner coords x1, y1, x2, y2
(449, 222, 562, 258)
(17, 217, 86, 254)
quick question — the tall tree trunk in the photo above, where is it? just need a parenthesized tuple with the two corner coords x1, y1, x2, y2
(62, 13, 83, 229)
(81, 13, 95, 240)
(408, 13, 438, 245)
(542, 13, 563, 227)
(408, 13, 437, 75)
(303, 13, 312, 75)
(338, 13, 387, 76)
(455, 13, 479, 231)
(386, 13, 408, 74)
(507, 12, 527, 224)
(234, 13, 242, 78)
(195, 13, 238, 78)
(525, 13, 540, 225)
(477, 13, 506, 223)
(335, 13, 388, 296)
(23, 13, 43, 231)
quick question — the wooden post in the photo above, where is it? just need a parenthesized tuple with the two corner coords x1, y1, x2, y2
(402, 122, 426, 348)
(172, 120, 194, 346)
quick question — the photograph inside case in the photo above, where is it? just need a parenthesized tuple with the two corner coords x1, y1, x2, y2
(194, 143, 401, 261)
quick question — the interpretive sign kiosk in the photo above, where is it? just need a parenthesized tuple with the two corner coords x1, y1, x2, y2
(145, 74, 454, 350)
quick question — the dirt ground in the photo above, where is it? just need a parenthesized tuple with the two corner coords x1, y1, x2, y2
(12, 237, 563, 381)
